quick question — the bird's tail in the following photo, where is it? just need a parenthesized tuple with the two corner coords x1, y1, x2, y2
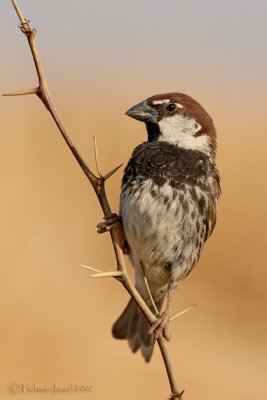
(112, 296, 164, 362)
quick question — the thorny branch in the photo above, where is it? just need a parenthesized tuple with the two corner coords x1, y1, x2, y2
(4, 1, 191, 398)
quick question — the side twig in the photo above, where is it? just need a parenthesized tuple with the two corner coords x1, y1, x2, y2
(5, 1, 185, 398)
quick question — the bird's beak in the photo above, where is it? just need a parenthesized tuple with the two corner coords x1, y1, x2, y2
(125, 100, 157, 123)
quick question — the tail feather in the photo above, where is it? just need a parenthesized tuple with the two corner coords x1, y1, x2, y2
(112, 297, 164, 362)
(112, 299, 134, 339)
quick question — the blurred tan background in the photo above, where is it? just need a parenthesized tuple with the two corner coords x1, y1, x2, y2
(1, 1, 267, 399)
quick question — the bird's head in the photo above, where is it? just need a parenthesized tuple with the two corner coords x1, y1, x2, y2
(126, 92, 217, 156)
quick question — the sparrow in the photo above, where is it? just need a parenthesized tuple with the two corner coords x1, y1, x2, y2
(98, 92, 221, 362)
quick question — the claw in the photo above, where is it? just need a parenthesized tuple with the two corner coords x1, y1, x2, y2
(97, 213, 122, 233)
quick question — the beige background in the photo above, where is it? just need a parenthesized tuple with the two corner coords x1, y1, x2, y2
(1, 1, 267, 399)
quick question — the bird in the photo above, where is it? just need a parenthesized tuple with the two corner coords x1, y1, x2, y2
(97, 92, 221, 362)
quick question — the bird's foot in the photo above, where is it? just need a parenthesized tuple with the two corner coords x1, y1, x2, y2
(97, 213, 122, 233)
(97, 213, 130, 255)
(149, 311, 171, 341)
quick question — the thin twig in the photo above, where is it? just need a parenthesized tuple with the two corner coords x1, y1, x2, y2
(5, 2, 184, 398)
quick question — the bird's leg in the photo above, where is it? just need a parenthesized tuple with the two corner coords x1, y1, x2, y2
(149, 282, 177, 341)
(97, 213, 130, 255)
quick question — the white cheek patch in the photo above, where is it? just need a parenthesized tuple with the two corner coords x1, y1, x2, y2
(152, 99, 170, 105)
(158, 114, 210, 154)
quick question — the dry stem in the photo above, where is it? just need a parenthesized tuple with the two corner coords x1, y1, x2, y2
(5, 1, 185, 398)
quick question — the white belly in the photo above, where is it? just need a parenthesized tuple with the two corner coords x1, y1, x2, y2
(120, 179, 206, 286)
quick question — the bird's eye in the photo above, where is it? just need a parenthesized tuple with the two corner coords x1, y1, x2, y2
(166, 103, 176, 112)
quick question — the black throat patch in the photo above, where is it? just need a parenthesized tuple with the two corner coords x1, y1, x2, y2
(146, 122, 161, 142)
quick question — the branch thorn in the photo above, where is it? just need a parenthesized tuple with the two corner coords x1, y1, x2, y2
(144, 276, 160, 316)
(81, 265, 103, 274)
(170, 304, 197, 322)
(81, 265, 123, 279)
(103, 163, 123, 181)
(93, 136, 103, 178)
(90, 271, 123, 278)
(2, 87, 38, 97)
